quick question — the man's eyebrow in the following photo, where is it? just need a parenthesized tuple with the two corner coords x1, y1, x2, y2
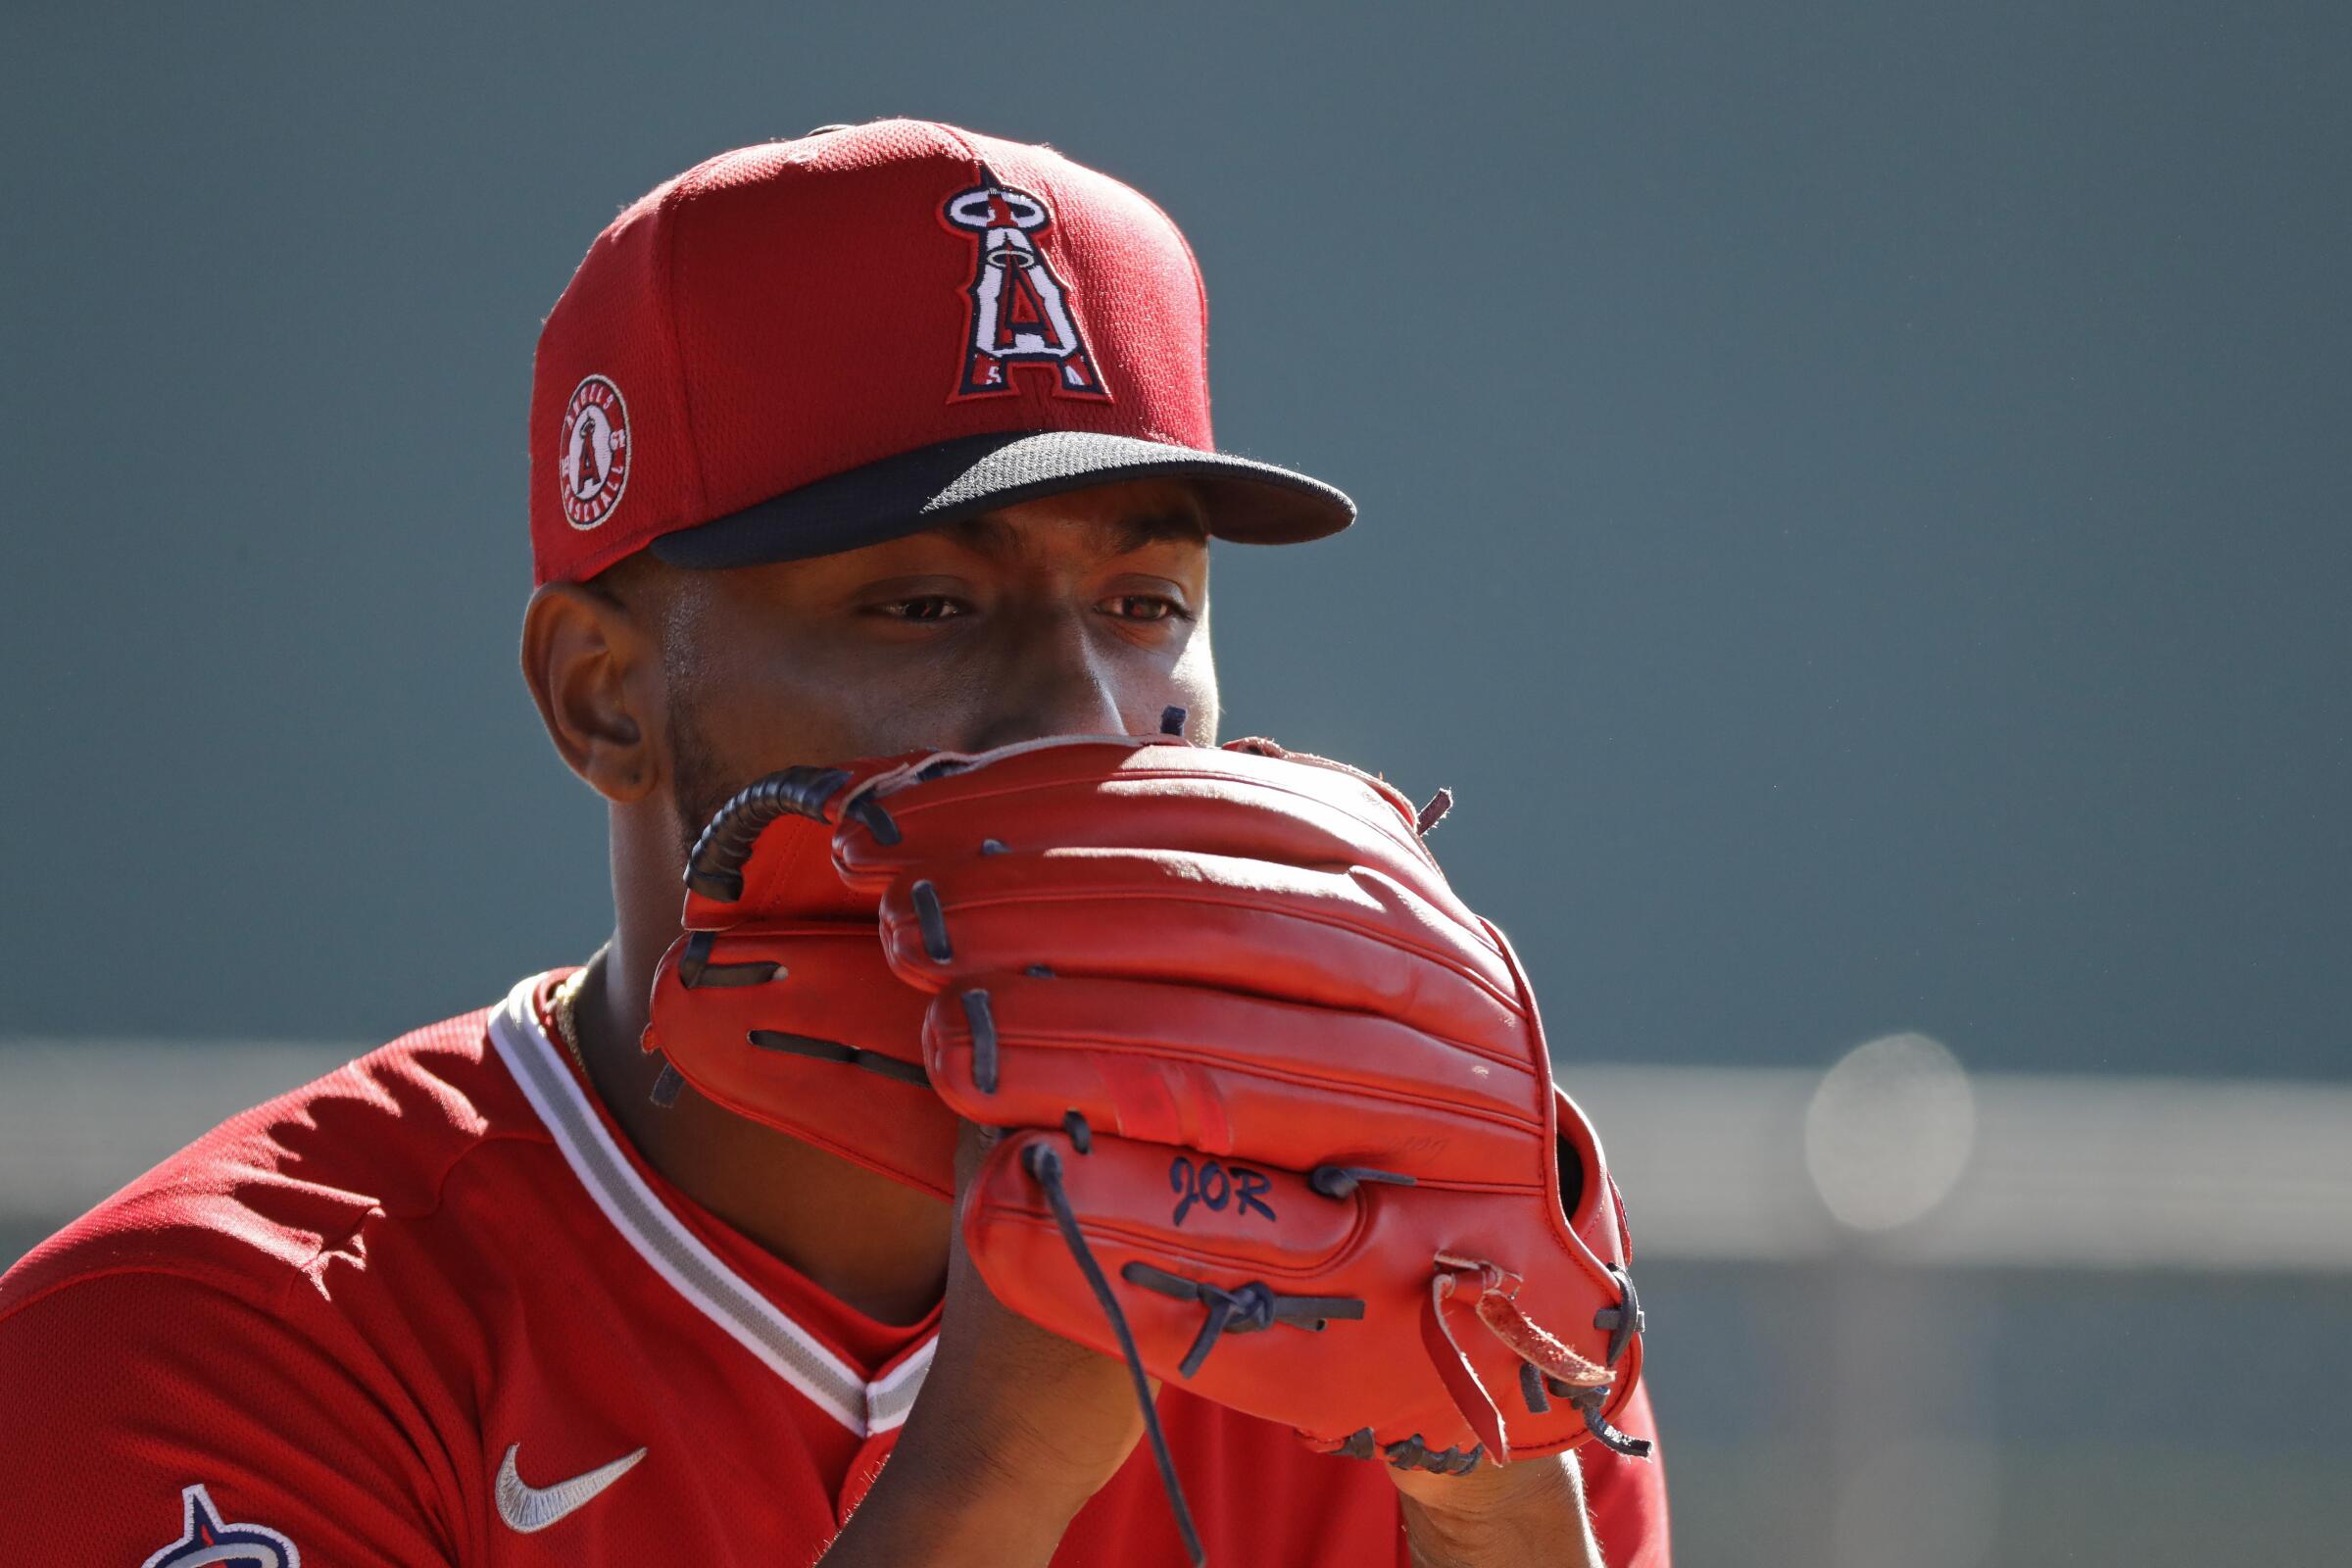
(1109, 511, 1211, 553)
(943, 510, 1209, 560)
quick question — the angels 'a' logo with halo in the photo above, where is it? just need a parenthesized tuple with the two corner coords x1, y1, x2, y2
(559, 373, 632, 529)
(141, 1484, 301, 1568)
(941, 172, 1109, 402)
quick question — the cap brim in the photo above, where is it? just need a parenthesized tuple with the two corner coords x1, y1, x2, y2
(649, 430, 1353, 569)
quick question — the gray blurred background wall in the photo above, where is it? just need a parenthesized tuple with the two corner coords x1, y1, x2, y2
(3, 4, 2346, 1564)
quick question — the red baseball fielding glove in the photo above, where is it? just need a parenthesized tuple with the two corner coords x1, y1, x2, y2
(644, 723, 1649, 1564)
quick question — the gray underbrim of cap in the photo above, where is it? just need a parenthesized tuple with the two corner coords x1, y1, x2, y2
(649, 430, 1354, 568)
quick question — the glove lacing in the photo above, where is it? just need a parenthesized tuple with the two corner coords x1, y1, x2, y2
(1021, 1141, 1208, 1567)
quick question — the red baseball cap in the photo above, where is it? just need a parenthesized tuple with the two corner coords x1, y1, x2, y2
(527, 119, 1354, 585)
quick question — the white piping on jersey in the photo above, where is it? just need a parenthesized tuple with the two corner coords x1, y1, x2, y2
(487, 975, 937, 1437)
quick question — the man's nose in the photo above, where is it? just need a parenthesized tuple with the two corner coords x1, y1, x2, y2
(965, 605, 1127, 750)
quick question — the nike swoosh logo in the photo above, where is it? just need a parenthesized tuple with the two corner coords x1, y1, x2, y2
(494, 1442, 648, 1534)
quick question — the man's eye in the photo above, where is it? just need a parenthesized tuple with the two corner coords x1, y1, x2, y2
(883, 596, 966, 621)
(1104, 595, 1191, 622)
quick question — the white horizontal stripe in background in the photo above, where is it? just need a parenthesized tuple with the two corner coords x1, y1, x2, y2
(4, 1042, 2349, 1273)
(0, 1040, 355, 1224)
(1571, 1065, 2352, 1273)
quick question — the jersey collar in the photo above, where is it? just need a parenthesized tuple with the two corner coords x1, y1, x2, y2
(486, 974, 936, 1437)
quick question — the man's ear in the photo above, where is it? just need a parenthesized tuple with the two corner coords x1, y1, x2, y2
(520, 579, 662, 805)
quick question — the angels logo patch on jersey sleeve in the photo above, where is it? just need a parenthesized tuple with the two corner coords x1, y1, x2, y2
(941, 172, 1109, 401)
(142, 1484, 301, 1568)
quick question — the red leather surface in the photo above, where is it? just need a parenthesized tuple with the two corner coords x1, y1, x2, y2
(644, 761, 961, 1197)
(644, 734, 1646, 1460)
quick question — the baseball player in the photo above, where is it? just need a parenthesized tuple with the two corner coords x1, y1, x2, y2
(0, 120, 1668, 1565)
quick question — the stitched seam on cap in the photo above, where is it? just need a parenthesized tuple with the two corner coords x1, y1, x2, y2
(654, 178, 710, 524)
(930, 121, 990, 173)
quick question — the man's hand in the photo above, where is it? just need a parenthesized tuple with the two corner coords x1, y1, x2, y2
(817, 1123, 1152, 1567)
(1393, 1452, 1603, 1568)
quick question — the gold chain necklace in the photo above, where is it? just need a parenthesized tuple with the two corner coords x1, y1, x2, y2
(550, 966, 592, 1073)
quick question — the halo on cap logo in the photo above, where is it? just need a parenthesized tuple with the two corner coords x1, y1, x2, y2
(559, 374, 631, 529)
(941, 172, 1108, 402)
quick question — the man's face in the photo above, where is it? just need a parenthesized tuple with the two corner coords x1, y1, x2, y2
(637, 477, 1218, 851)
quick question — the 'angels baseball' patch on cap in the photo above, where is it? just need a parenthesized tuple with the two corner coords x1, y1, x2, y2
(558, 374, 631, 530)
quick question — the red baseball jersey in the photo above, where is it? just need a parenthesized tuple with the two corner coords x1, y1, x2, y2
(0, 973, 1669, 1565)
